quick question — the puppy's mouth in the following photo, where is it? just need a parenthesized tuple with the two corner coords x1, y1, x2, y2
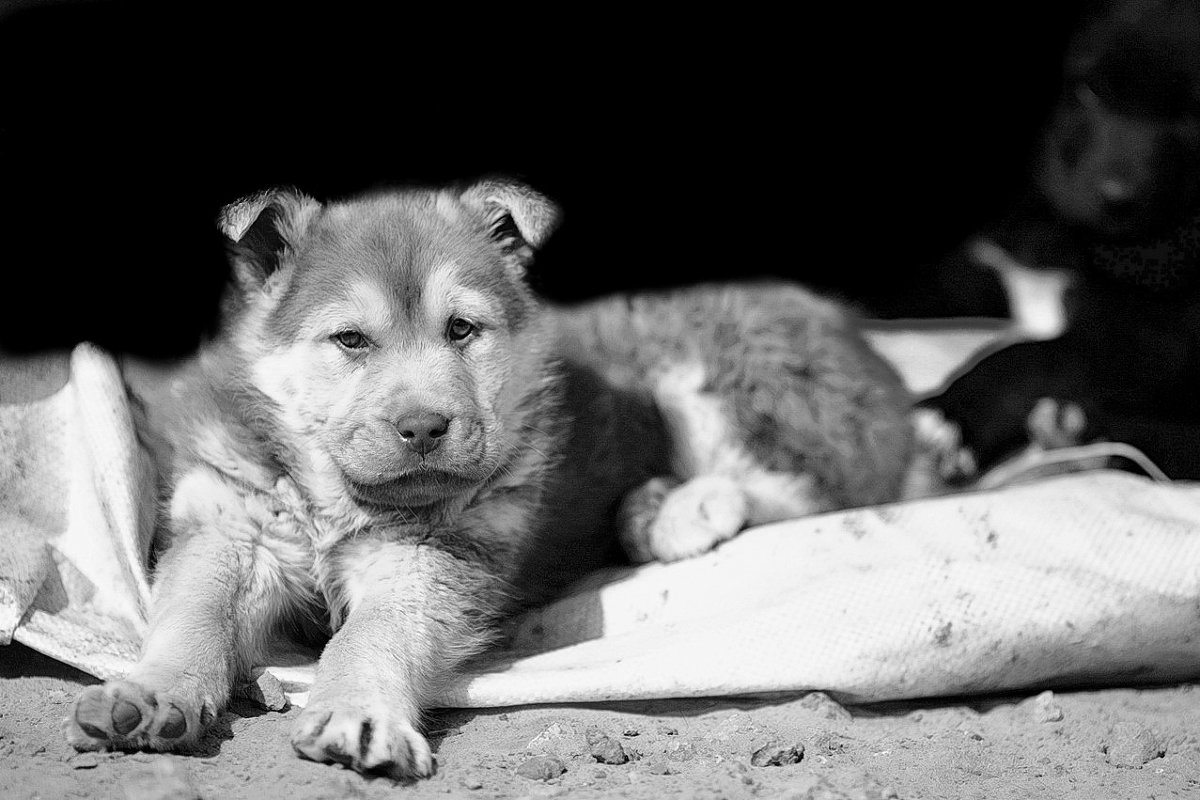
(347, 469, 480, 508)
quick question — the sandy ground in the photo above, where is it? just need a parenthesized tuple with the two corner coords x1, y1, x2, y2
(2, 644, 1197, 799)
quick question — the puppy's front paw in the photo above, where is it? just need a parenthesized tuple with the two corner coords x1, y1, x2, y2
(620, 475, 747, 563)
(291, 698, 433, 780)
(65, 680, 214, 752)
(913, 407, 978, 484)
(1027, 397, 1089, 449)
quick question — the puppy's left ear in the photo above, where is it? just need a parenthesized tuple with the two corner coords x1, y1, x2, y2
(460, 179, 561, 268)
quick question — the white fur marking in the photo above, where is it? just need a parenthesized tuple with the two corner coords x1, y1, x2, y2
(422, 262, 496, 326)
(652, 362, 747, 477)
(295, 281, 396, 341)
(970, 237, 1072, 340)
(651, 361, 830, 525)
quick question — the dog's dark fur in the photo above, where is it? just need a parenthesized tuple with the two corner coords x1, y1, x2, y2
(922, 0, 1200, 480)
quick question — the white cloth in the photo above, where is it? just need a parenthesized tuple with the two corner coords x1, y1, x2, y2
(0, 345, 153, 678)
(3, 330, 1198, 708)
(436, 469, 1200, 706)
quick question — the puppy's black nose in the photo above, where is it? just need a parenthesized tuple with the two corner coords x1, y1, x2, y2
(395, 411, 450, 455)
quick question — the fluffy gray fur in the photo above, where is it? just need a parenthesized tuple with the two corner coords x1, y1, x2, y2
(63, 178, 913, 779)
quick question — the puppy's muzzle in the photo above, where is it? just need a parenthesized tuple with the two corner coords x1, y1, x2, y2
(394, 410, 451, 456)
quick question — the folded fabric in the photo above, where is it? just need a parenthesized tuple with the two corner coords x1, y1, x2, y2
(0, 345, 153, 679)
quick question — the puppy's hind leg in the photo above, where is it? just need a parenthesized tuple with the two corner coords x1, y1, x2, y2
(619, 361, 832, 564)
(618, 475, 748, 564)
(614, 363, 750, 563)
(65, 470, 300, 753)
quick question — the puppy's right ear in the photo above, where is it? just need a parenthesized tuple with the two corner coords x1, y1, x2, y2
(219, 188, 322, 291)
(460, 179, 561, 270)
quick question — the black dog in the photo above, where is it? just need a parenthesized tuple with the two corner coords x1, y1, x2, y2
(923, 0, 1200, 480)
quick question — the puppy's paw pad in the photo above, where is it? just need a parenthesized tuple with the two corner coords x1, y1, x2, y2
(645, 475, 748, 563)
(64, 681, 210, 752)
(292, 702, 434, 780)
(913, 407, 978, 483)
(1027, 397, 1088, 449)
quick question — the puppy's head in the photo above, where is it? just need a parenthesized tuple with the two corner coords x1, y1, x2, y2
(219, 179, 560, 509)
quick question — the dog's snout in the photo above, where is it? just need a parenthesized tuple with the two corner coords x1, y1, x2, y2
(395, 410, 451, 455)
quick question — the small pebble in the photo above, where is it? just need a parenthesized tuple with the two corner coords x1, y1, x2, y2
(751, 741, 805, 767)
(621, 727, 640, 737)
(657, 725, 679, 736)
(1102, 722, 1164, 767)
(241, 669, 288, 712)
(1031, 690, 1064, 723)
(515, 755, 567, 781)
(585, 728, 629, 765)
(462, 776, 483, 790)
(70, 752, 102, 770)
(799, 691, 853, 721)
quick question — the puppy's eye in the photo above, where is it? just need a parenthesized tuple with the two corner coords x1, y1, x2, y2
(333, 330, 368, 350)
(447, 317, 477, 342)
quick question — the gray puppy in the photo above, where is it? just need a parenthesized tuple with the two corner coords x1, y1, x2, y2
(63, 179, 913, 779)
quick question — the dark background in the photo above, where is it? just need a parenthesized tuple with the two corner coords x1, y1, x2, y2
(0, 2, 1089, 357)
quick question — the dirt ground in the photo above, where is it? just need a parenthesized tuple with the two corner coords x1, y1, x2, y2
(2, 644, 1197, 799)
